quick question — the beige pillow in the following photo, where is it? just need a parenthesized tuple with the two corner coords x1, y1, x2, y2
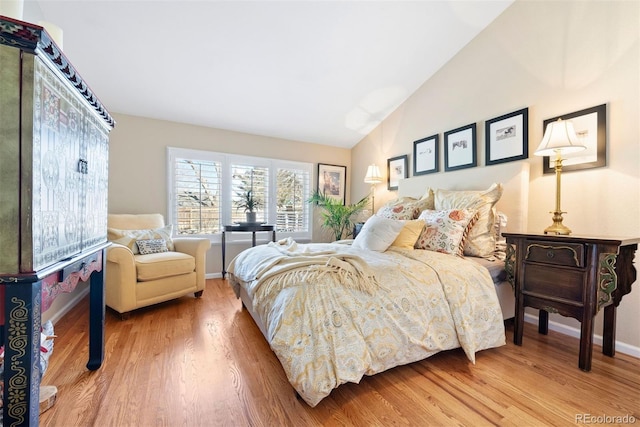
(391, 220, 425, 249)
(434, 183, 503, 258)
(107, 225, 174, 254)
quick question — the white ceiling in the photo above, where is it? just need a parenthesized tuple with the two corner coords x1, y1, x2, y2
(26, 0, 512, 148)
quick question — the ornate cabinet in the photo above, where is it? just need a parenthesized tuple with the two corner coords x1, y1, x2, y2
(0, 16, 114, 425)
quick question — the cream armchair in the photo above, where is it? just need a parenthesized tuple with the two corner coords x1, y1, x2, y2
(106, 213, 211, 318)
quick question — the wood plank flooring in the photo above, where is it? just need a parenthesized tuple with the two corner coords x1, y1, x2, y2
(40, 279, 640, 426)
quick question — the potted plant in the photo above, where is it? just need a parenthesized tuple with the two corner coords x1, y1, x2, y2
(308, 190, 369, 241)
(235, 189, 262, 223)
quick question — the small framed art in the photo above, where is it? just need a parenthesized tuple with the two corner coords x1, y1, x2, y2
(444, 123, 476, 172)
(542, 104, 607, 174)
(413, 134, 439, 176)
(317, 163, 346, 204)
(387, 155, 408, 190)
(485, 108, 529, 165)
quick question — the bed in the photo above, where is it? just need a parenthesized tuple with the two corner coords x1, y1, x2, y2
(227, 162, 530, 407)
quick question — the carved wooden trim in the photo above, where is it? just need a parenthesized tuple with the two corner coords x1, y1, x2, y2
(597, 253, 617, 310)
(505, 243, 516, 291)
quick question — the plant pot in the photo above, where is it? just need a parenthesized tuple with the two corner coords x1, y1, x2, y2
(245, 211, 257, 224)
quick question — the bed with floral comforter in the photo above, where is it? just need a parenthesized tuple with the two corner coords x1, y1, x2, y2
(227, 238, 505, 407)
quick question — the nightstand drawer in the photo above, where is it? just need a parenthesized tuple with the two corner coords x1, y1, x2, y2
(523, 264, 584, 302)
(525, 241, 584, 268)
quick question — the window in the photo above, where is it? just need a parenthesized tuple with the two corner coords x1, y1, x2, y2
(167, 147, 313, 242)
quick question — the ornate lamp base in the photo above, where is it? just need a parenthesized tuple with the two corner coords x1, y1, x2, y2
(543, 211, 572, 235)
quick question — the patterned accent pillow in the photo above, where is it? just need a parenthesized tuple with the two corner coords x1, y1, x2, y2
(415, 209, 478, 256)
(352, 215, 405, 252)
(434, 183, 503, 258)
(376, 195, 434, 220)
(136, 238, 169, 255)
(107, 225, 174, 254)
(390, 219, 425, 249)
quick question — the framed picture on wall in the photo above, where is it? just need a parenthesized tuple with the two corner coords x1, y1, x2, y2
(413, 134, 439, 176)
(542, 104, 607, 174)
(387, 155, 408, 190)
(317, 163, 347, 204)
(444, 123, 477, 171)
(485, 108, 529, 165)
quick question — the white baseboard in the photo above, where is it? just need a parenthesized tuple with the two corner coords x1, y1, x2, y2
(524, 313, 640, 359)
(206, 273, 222, 279)
(46, 287, 90, 325)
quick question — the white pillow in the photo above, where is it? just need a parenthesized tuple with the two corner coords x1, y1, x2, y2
(352, 216, 405, 252)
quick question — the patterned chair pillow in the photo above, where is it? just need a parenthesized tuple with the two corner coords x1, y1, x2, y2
(415, 209, 478, 256)
(136, 238, 169, 255)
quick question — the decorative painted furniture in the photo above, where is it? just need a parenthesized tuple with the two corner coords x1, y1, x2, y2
(503, 232, 638, 371)
(106, 214, 211, 318)
(221, 224, 275, 278)
(0, 16, 115, 425)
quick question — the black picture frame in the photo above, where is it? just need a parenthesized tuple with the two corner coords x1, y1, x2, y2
(413, 134, 439, 176)
(387, 155, 408, 190)
(485, 108, 529, 166)
(542, 104, 607, 174)
(317, 163, 346, 204)
(444, 123, 477, 172)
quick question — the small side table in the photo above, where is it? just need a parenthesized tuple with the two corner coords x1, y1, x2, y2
(503, 232, 638, 371)
(221, 224, 276, 278)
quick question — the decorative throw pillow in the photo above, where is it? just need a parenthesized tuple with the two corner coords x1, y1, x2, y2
(107, 225, 174, 254)
(136, 238, 169, 255)
(434, 183, 503, 258)
(391, 219, 425, 249)
(376, 195, 434, 220)
(352, 215, 405, 252)
(415, 209, 478, 256)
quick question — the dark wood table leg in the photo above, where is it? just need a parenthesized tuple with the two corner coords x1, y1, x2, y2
(538, 309, 549, 334)
(252, 231, 257, 247)
(2, 281, 41, 426)
(578, 313, 594, 371)
(514, 295, 524, 346)
(272, 230, 276, 242)
(602, 304, 616, 357)
(87, 252, 106, 371)
(221, 231, 227, 279)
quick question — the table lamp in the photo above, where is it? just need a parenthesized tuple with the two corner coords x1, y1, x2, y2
(534, 118, 586, 235)
(364, 164, 383, 213)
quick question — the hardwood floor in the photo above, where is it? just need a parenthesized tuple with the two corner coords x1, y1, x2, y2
(40, 279, 640, 426)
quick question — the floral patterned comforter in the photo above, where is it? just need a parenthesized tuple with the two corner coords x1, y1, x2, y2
(228, 241, 505, 407)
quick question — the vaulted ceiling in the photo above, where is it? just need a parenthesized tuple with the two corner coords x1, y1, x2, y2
(28, 1, 512, 148)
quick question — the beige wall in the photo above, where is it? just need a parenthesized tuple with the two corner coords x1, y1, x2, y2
(352, 1, 640, 350)
(108, 113, 351, 274)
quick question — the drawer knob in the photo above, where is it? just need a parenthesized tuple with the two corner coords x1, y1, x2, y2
(546, 251, 555, 259)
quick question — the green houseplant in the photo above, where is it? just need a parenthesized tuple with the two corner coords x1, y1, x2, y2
(308, 190, 369, 241)
(235, 189, 262, 223)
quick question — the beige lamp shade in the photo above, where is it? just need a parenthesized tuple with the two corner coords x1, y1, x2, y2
(534, 119, 586, 157)
(364, 164, 383, 184)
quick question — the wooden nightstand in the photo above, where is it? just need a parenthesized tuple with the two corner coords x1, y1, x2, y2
(503, 233, 639, 371)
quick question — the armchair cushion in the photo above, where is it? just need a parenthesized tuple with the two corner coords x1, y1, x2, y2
(134, 251, 195, 282)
